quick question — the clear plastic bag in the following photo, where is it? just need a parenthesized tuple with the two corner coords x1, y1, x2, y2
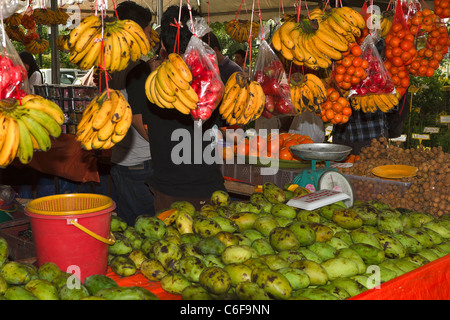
(183, 17, 224, 122)
(252, 39, 294, 118)
(1, 0, 26, 19)
(289, 111, 325, 143)
(0, 26, 29, 100)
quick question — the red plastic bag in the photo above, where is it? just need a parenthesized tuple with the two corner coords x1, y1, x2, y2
(252, 39, 294, 118)
(0, 25, 29, 100)
(183, 17, 224, 122)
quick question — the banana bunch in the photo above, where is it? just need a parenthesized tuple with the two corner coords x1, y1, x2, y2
(350, 93, 399, 113)
(272, 17, 351, 70)
(4, 13, 22, 26)
(149, 28, 160, 50)
(32, 8, 58, 26)
(219, 71, 265, 125)
(76, 90, 133, 150)
(67, 15, 150, 72)
(25, 39, 49, 55)
(0, 95, 64, 167)
(54, 8, 70, 25)
(56, 34, 70, 52)
(4, 25, 25, 42)
(289, 73, 327, 113)
(225, 20, 260, 43)
(311, 6, 366, 43)
(380, 14, 393, 38)
(145, 53, 198, 115)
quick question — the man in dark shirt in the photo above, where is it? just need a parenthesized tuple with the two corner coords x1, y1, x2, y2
(129, 5, 226, 211)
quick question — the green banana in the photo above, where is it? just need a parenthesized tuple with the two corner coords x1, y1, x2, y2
(16, 118, 33, 164)
(20, 113, 52, 152)
(25, 108, 62, 138)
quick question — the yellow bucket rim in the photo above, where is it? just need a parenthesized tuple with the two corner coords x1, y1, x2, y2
(25, 193, 114, 216)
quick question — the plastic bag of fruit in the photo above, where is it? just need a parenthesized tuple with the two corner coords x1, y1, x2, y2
(1, 0, 26, 19)
(0, 25, 29, 100)
(183, 17, 224, 122)
(349, 34, 396, 98)
(252, 39, 294, 118)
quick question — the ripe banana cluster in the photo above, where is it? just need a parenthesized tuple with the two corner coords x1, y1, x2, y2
(219, 71, 265, 125)
(0, 95, 64, 167)
(76, 90, 133, 150)
(67, 15, 151, 72)
(32, 8, 70, 26)
(25, 39, 49, 55)
(350, 93, 399, 113)
(4, 25, 25, 42)
(145, 53, 199, 115)
(289, 73, 327, 113)
(149, 28, 160, 51)
(380, 15, 393, 38)
(56, 34, 70, 52)
(4, 13, 22, 26)
(225, 20, 260, 43)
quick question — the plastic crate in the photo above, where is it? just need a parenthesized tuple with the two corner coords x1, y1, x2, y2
(343, 174, 412, 202)
(0, 217, 35, 261)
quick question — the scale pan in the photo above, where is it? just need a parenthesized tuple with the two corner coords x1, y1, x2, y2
(290, 143, 352, 161)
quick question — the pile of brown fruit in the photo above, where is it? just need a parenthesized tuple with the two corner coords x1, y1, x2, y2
(339, 137, 450, 217)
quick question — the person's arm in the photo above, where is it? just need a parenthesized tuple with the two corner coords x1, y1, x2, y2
(132, 114, 149, 141)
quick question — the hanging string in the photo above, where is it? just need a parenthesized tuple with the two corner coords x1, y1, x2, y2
(296, 0, 301, 23)
(185, 0, 196, 37)
(235, 0, 245, 22)
(170, 18, 181, 53)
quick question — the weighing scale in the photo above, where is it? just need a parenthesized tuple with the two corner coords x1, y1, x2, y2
(289, 143, 354, 209)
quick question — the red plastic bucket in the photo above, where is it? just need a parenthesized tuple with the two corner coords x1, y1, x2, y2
(25, 194, 116, 282)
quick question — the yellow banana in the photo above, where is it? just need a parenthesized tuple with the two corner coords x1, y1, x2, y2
(20, 97, 65, 126)
(155, 72, 176, 104)
(121, 20, 150, 56)
(315, 22, 348, 52)
(340, 7, 366, 29)
(116, 30, 131, 72)
(280, 40, 294, 61)
(173, 87, 197, 109)
(114, 105, 133, 136)
(271, 28, 282, 51)
(74, 25, 102, 53)
(109, 31, 122, 73)
(167, 53, 193, 83)
(79, 35, 102, 70)
(67, 15, 101, 50)
(0, 114, 9, 151)
(279, 21, 297, 50)
(313, 35, 344, 61)
(0, 117, 19, 168)
(164, 60, 190, 91)
(243, 81, 261, 119)
(233, 84, 249, 119)
(329, 12, 353, 34)
(171, 98, 192, 115)
(92, 95, 114, 130)
(290, 28, 305, 62)
(100, 33, 114, 71)
(156, 62, 176, 96)
(145, 70, 158, 104)
(97, 118, 116, 141)
(220, 83, 241, 117)
(91, 131, 107, 149)
(110, 90, 129, 123)
(326, 15, 349, 36)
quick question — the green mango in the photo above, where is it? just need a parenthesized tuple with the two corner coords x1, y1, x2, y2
(108, 232, 133, 255)
(352, 203, 380, 226)
(229, 202, 261, 214)
(37, 262, 62, 283)
(221, 245, 258, 264)
(436, 241, 450, 253)
(350, 228, 382, 249)
(0, 237, 9, 268)
(203, 254, 225, 268)
(275, 216, 293, 227)
(211, 216, 238, 233)
(297, 247, 323, 264)
(399, 214, 412, 229)
(417, 249, 440, 262)
(348, 274, 371, 288)
(296, 209, 321, 223)
(59, 284, 90, 300)
(223, 263, 253, 286)
(374, 232, 406, 259)
(350, 243, 385, 265)
(326, 236, 350, 250)
(263, 182, 286, 204)
(254, 215, 280, 237)
(251, 267, 292, 299)
(331, 277, 367, 297)
(128, 249, 148, 269)
(423, 220, 450, 239)
(0, 261, 33, 285)
(402, 253, 430, 266)
(251, 238, 275, 256)
(232, 233, 253, 246)
(179, 256, 206, 283)
(134, 286, 159, 300)
(95, 286, 147, 300)
(278, 267, 310, 290)
(319, 203, 346, 221)
(332, 208, 363, 230)
(379, 259, 406, 276)
(367, 200, 390, 210)
(110, 215, 127, 232)
(359, 225, 380, 233)
(408, 212, 435, 227)
(377, 215, 404, 234)
(269, 227, 300, 251)
(83, 274, 118, 296)
(277, 250, 305, 263)
(392, 258, 419, 273)
(0, 274, 7, 295)
(241, 229, 265, 243)
(392, 232, 423, 254)
(79, 296, 107, 300)
(170, 201, 196, 216)
(235, 281, 271, 300)
(228, 212, 259, 232)
(289, 259, 328, 286)
(123, 226, 144, 250)
(291, 287, 338, 300)
(196, 236, 226, 255)
(334, 231, 353, 246)
(160, 273, 191, 295)
(422, 228, 443, 245)
(110, 255, 136, 277)
(199, 267, 231, 295)
(51, 273, 72, 291)
(135, 215, 167, 239)
(25, 279, 59, 300)
(428, 247, 447, 258)
(287, 221, 316, 246)
(271, 203, 296, 219)
(378, 208, 402, 218)
(192, 216, 222, 237)
(152, 239, 182, 272)
(319, 284, 350, 300)
(249, 194, 273, 214)
(140, 259, 168, 281)
(210, 190, 231, 207)
(309, 222, 334, 242)
(181, 284, 213, 300)
(4, 286, 38, 300)
(259, 254, 289, 270)
(376, 266, 398, 283)
(214, 231, 240, 247)
(140, 237, 157, 258)
(321, 221, 345, 235)
(243, 258, 269, 271)
(404, 228, 434, 248)
(335, 248, 367, 274)
(307, 242, 337, 261)
(321, 257, 359, 280)
(180, 233, 202, 244)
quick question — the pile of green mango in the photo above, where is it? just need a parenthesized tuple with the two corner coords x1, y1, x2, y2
(0, 237, 159, 300)
(106, 182, 450, 300)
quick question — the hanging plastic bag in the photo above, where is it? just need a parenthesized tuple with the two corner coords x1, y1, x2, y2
(1, 0, 26, 20)
(183, 17, 224, 122)
(289, 110, 325, 143)
(252, 39, 294, 118)
(0, 25, 29, 100)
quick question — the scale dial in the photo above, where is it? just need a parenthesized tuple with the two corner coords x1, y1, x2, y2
(318, 170, 354, 207)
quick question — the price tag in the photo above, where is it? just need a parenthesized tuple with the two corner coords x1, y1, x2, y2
(390, 134, 407, 142)
(423, 127, 439, 133)
(440, 116, 450, 124)
(412, 133, 430, 140)
(325, 125, 333, 136)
